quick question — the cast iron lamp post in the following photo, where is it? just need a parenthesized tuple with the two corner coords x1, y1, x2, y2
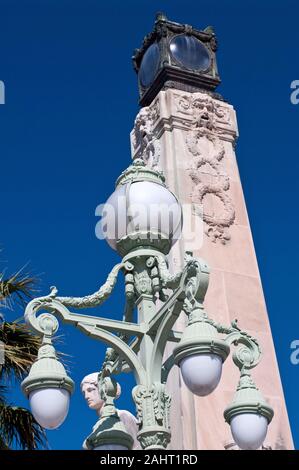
(21, 158, 273, 450)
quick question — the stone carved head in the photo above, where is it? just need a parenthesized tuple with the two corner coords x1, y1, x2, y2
(192, 96, 216, 131)
(133, 107, 152, 149)
(80, 372, 121, 415)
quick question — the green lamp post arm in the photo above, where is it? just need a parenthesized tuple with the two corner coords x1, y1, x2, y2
(77, 323, 147, 385)
(161, 354, 176, 384)
(121, 296, 135, 324)
(147, 284, 184, 335)
(98, 329, 182, 379)
(150, 298, 183, 383)
(25, 296, 143, 338)
(130, 330, 179, 364)
(24, 295, 148, 387)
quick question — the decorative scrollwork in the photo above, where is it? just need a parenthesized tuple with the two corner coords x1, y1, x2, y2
(37, 313, 59, 336)
(24, 297, 69, 337)
(223, 320, 262, 371)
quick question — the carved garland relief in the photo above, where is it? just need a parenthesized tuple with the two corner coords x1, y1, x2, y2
(175, 94, 235, 244)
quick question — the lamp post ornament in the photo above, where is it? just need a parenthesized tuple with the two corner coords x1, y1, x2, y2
(21, 14, 274, 451)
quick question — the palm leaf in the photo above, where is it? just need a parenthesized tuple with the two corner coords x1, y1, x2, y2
(0, 434, 10, 450)
(0, 385, 7, 403)
(0, 403, 47, 450)
(0, 267, 39, 307)
(0, 321, 41, 381)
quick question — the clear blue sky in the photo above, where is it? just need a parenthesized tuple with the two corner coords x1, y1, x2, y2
(1, 0, 299, 449)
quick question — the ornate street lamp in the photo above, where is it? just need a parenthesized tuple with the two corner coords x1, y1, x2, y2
(22, 158, 273, 450)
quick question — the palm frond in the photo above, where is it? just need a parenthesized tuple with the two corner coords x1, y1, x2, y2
(0, 385, 7, 403)
(0, 322, 41, 380)
(0, 403, 48, 450)
(0, 266, 39, 307)
(0, 434, 10, 450)
(0, 321, 70, 380)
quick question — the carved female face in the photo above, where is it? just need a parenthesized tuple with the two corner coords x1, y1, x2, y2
(81, 372, 122, 413)
(81, 381, 104, 411)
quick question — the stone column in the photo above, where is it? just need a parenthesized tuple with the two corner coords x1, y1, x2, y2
(130, 89, 293, 450)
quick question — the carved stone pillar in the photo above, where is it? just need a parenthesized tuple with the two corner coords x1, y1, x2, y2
(130, 89, 293, 450)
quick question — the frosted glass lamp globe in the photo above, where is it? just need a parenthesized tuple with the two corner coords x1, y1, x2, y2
(180, 353, 223, 396)
(230, 413, 268, 450)
(101, 180, 182, 251)
(29, 388, 70, 430)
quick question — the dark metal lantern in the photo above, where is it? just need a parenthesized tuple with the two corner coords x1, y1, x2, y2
(132, 13, 221, 106)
